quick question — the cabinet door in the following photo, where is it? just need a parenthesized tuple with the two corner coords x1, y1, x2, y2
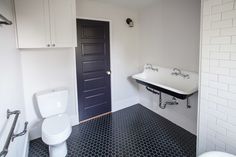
(49, 0, 77, 48)
(15, 0, 51, 48)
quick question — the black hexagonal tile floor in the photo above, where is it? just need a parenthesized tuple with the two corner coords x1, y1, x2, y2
(29, 104, 196, 157)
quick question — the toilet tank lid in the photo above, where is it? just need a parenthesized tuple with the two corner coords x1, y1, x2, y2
(35, 87, 68, 97)
(35, 87, 69, 118)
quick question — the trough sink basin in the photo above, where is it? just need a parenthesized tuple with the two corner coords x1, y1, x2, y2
(132, 65, 199, 99)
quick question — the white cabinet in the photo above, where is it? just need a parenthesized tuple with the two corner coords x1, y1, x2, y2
(14, 0, 77, 48)
(49, 0, 76, 48)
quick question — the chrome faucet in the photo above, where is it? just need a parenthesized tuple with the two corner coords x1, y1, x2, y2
(172, 68, 181, 75)
(145, 64, 158, 72)
(171, 68, 190, 79)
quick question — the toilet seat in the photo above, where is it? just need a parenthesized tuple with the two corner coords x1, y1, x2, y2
(42, 114, 72, 145)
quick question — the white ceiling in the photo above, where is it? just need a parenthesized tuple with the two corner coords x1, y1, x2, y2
(87, 0, 158, 10)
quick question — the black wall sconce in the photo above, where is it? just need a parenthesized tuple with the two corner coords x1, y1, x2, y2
(126, 18, 134, 27)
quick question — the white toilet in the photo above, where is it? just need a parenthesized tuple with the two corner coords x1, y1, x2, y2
(35, 88, 72, 157)
(199, 151, 236, 157)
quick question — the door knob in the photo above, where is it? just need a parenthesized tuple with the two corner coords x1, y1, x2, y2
(106, 71, 111, 75)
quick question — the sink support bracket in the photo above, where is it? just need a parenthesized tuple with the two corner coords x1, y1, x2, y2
(146, 86, 192, 109)
(146, 87, 163, 109)
(187, 97, 191, 108)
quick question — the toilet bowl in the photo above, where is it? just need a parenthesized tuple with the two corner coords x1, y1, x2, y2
(199, 151, 236, 157)
(35, 88, 72, 157)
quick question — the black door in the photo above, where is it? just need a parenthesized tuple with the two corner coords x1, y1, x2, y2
(76, 19, 111, 121)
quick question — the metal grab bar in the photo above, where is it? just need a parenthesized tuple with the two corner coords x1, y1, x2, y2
(0, 110, 28, 157)
(0, 14, 12, 25)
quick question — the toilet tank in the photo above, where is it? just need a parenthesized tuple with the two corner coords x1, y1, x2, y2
(35, 88, 69, 118)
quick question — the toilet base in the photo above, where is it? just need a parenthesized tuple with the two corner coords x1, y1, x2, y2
(49, 142, 67, 157)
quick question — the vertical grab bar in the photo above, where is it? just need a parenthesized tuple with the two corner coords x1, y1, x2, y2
(0, 110, 28, 157)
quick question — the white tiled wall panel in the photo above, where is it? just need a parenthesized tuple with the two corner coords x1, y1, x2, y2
(199, 0, 236, 155)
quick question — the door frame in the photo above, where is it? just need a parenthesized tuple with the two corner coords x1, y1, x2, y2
(73, 17, 113, 123)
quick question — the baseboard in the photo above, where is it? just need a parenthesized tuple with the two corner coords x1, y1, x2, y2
(112, 96, 139, 112)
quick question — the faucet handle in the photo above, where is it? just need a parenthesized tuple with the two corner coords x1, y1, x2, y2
(145, 63, 152, 67)
(184, 74, 190, 79)
(173, 68, 180, 71)
(145, 63, 152, 69)
(171, 72, 178, 75)
(173, 68, 181, 74)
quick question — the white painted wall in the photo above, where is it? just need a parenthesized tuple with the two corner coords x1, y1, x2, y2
(20, 48, 78, 140)
(139, 0, 200, 72)
(76, 0, 140, 112)
(0, 0, 28, 156)
(198, 0, 236, 155)
(138, 0, 201, 135)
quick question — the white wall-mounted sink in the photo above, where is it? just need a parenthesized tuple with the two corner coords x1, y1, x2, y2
(132, 65, 199, 99)
(199, 151, 236, 157)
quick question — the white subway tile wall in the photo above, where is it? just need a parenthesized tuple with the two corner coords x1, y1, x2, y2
(199, 0, 236, 154)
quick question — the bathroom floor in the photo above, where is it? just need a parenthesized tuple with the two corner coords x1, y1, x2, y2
(29, 104, 196, 157)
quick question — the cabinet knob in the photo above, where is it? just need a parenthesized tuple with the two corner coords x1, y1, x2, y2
(47, 44, 50, 47)
(52, 44, 55, 47)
